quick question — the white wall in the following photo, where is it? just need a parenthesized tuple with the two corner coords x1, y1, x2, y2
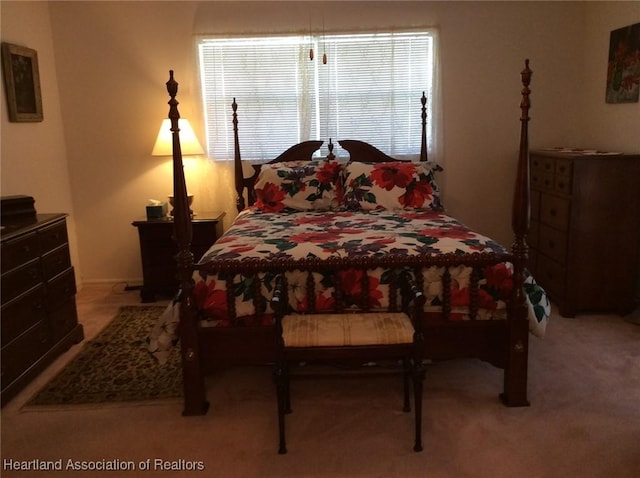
(0, 0, 81, 283)
(2, 1, 638, 287)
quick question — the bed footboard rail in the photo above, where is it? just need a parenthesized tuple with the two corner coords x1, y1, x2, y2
(196, 251, 514, 326)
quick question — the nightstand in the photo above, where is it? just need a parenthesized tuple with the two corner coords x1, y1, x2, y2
(132, 211, 225, 302)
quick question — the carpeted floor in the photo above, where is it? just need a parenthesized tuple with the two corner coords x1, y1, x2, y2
(2, 285, 639, 477)
(26, 305, 182, 407)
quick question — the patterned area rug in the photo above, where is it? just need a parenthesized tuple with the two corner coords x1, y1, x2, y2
(26, 306, 182, 407)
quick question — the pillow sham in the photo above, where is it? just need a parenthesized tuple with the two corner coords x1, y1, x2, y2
(342, 161, 443, 211)
(254, 160, 344, 212)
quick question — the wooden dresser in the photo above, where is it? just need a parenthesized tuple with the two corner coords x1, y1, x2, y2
(528, 149, 640, 317)
(1, 197, 84, 405)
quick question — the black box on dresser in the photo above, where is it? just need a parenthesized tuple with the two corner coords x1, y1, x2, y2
(1, 196, 84, 405)
(528, 149, 640, 317)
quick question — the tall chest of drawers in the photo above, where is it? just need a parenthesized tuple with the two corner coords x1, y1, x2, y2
(1, 212, 84, 405)
(528, 149, 640, 317)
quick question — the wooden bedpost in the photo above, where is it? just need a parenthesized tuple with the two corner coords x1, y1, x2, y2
(166, 70, 209, 416)
(232, 98, 245, 211)
(503, 59, 533, 407)
(420, 92, 428, 162)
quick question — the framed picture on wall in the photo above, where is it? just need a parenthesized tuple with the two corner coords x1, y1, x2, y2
(605, 22, 640, 104)
(1, 42, 44, 122)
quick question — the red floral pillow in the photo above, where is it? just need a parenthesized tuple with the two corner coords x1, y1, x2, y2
(255, 160, 344, 212)
(342, 161, 443, 211)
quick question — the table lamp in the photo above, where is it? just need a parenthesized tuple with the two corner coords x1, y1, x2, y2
(151, 118, 204, 216)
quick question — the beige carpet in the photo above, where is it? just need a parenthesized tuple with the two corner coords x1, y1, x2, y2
(1, 285, 639, 477)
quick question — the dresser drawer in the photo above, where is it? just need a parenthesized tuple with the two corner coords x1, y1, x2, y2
(1, 231, 39, 272)
(1, 285, 47, 347)
(49, 299, 79, 343)
(1, 322, 50, 387)
(536, 255, 566, 298)
(538, 224, 568, 264)
(46, 267, 77, 311)
(540, 195, 570, 230)
(42, 244, 71, 280)
(529, 220, 539, 249)
(0, 258, 41, 304)
(527, 248, 538, 276)
(38, 221, 68, 255)
(531, 155, 554, 174)
(531, 190, 540, 221)
(553, 174, 572, 195)
(554, 159, 573, 178)
(531, 171, 554, 192)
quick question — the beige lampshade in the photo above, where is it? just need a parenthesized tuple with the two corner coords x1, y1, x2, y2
(151, 118, 205, 156)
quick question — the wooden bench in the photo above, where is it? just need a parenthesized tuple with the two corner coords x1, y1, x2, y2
(272, 270, 426, 454)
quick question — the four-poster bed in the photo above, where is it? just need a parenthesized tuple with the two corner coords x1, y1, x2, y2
(154, 59, 549, 417)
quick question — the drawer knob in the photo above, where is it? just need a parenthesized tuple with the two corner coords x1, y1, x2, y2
(549, 209, 557, 217)
(548, 240, 555, 249)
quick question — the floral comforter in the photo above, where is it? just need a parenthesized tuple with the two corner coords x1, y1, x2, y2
(148, 208, 550, 362)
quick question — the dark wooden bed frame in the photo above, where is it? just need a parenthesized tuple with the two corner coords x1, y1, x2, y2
(164, 60, 533, 416)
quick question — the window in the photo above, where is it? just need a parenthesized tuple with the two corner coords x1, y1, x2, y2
(198, 31, 438, 161)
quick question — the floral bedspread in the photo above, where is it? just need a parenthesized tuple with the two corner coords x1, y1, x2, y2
(148, 208, 550, 363)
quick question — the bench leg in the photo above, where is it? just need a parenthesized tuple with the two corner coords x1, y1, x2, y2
(274, 365, 288, 454)
(412, 360, 425, 452)
(403, 357, 411, 412)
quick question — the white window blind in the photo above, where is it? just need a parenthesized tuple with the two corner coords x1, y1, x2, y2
(198, 31, 436, 161)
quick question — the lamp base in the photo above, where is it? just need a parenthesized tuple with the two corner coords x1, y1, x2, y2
(168, 194, 194, 217)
